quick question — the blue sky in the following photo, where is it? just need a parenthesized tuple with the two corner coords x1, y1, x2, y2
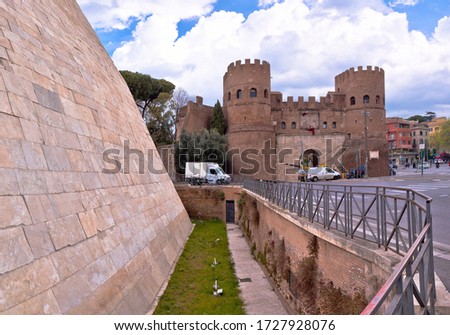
(78, 0, 450, 118)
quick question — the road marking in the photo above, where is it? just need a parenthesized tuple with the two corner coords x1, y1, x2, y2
(440, 194, 449, 197)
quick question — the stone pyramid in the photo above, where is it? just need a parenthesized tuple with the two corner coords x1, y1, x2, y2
(0, 0, 192, 314)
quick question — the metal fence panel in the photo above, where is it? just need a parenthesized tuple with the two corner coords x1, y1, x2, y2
(243, 179, 435, 315)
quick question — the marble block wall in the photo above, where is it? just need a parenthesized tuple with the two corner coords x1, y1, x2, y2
(0, 0, 192, 314)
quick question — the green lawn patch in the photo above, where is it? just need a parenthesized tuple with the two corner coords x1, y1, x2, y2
(153, 219, 245, 315)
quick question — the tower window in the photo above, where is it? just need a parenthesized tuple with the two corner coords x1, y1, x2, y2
(376, 95, 380, 104)
(264, 89, 268, 98)
(250, 88, 257, 97)
(350, 96, 356, 105)
(322, 122, 327, 129)
(363, 95, 369, 104)
(332, 122, 336, 129)
(291, 122, 296, 129)
(237, 89, 242, 99)
(281, 121, 286, 129)
(228, 92, 231, 101)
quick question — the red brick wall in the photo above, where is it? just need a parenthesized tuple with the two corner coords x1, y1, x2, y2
(175, 185, 243, 222)
(238, 191, 396, 313)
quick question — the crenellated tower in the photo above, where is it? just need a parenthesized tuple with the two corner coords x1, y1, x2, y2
(223, 59, 276, 179)
(334, 66, 388, 176)
(335, 66, 386, 138)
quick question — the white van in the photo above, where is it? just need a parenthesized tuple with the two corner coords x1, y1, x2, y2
(185, 162, 231, 185)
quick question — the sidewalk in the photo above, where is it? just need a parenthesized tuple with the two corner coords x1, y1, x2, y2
(226, 223, 290, 315)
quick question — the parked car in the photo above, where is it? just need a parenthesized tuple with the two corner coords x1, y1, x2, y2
(418, 161, 429, 169)
(307, 167, 341, 182)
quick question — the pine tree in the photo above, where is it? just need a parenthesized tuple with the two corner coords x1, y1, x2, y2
(210, 100, 225, 135)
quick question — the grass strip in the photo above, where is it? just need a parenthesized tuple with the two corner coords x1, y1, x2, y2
(153, 219, 245, 315)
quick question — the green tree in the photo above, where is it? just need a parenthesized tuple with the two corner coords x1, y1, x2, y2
(407, 111, 436, 123)
(174, 129, 227, 174)
(407, 114, 427, 123)
(429, 119, 450, 151)
(424, 111, 436, 122)
(119, 70, 175, 119)
(146, 92, 175, 146)
(120, 70, 177, 145)
(210, 100, 225, 135)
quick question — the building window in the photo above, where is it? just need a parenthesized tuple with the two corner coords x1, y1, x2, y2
(322, 122, 327, 129)
(376, 95, 380, 104)
(420, 138, 424, 144)
(237, 89, 242, 99)
(280, 121, 286, 129)
(264, 89, 268, 98)
(363, 95, 370, 104)
(291, 122, 296, 129)
(228, 92, 231, 101)
(420, 131, 423, 136)
(250, 88, 257, 97)
(350, 96, 356, 105)
(332, 122, 336, 128)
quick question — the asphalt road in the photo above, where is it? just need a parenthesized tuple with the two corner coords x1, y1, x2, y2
(333, 164, 450, 295)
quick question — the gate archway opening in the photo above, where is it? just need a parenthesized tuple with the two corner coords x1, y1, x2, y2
(302, 149, 321, 168)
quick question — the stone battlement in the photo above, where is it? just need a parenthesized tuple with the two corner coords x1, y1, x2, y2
(226, 58, 270, 73)
(335, 65, 384, 83)
(271, 92, 331, 110)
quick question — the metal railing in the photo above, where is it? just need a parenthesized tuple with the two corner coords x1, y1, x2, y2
(243, 179, 436, 314)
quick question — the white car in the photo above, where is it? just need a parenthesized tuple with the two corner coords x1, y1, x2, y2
(307, 167, 341, 182)
(418, 161, 429, 169)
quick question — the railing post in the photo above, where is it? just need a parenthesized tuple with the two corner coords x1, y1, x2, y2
(308, 184, 313, 222)
(324, 185, 329, 228)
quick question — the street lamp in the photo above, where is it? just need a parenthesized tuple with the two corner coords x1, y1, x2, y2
(361, 104, 370, 178)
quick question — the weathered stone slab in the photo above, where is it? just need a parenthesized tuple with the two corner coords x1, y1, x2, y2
(46, 214, 86, 250)
(33, 83, 64, 113)
(0, 257, 59, 311)
(2, 290, 62, 315)
(0, 226, 34, 274)
(23, 222, 55, 259)
(0, 195, 32, 228)
(51, 237, 104, 280)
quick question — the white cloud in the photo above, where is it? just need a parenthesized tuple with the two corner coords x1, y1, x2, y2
(78, 0, 215, 30)
(258, 0, 281, 7)
(80, 0, 450, 117)
(388, 0, 420, 7)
